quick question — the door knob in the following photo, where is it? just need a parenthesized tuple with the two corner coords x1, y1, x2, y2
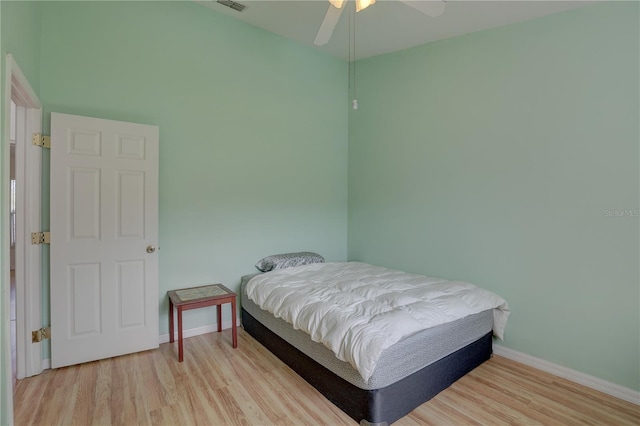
(146, 245, 156, 253)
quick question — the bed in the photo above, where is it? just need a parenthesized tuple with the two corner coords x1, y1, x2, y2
(240, 260, 509, 425)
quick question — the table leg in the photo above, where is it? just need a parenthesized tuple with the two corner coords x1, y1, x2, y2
(178, 307, 184, 362)
(231, 298, 237, 348)
(169, 299, 174, 343)
(217, 304, 222, 333)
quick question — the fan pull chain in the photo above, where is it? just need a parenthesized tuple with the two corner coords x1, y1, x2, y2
(348, 5, 351, 93)
(352, 2, 358, 110)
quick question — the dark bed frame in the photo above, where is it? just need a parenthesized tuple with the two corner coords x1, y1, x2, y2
(241, 308, 493, 425)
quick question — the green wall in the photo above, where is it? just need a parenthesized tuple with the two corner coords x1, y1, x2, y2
(37, 1, 348, 337)
(1, 3, 638, 423)
(0, 1, 42, 423)
(348, 2, 639, 391)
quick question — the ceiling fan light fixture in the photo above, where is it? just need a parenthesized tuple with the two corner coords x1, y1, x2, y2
(355, 0, 376, 12)
(329, 0, 345, 9)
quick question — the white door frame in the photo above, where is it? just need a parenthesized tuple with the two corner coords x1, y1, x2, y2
(2, 55, 43, 408)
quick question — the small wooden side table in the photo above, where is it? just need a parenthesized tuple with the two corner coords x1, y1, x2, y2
(167, 283, 237, 362)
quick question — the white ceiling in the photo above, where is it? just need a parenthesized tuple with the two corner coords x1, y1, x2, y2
(198, 0, 594, 60)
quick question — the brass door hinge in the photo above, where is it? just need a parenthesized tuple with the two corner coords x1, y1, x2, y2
(32, 133, 51, 149)
(31, 231, 50, 245)
(32, 327, 50, 343)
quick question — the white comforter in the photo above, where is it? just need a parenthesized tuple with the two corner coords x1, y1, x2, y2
(246, 262, 509, 381)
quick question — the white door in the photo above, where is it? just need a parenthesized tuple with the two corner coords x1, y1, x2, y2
(50, 113, 159, 368)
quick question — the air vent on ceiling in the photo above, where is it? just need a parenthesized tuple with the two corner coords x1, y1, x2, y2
(217, 0, 246, 12)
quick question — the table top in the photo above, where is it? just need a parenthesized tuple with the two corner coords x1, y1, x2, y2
(167, 284, 236, 305)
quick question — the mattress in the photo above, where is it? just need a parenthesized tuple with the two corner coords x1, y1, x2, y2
(240, 274, 493, 390)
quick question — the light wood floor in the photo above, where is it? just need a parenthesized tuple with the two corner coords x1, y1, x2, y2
(14, 328, 640, 425)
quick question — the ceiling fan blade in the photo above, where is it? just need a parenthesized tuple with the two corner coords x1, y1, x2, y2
(399, 0, 446, 18)
(314, 4, 345, 46)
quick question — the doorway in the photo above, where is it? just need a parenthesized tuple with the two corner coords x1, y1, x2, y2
(3, 55, 43, 402)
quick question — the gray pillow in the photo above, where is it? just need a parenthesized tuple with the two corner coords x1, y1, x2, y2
(255, 252, 325, 272)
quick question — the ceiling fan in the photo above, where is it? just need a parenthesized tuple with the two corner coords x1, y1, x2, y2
(314, 0, 447, 46)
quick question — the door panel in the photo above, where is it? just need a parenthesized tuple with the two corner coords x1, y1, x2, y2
(117, 260, 145, 328)
(116, 171, 145, 238)
(69, 168, 101, 239)
(68, 263, 101, 336)
(50, 112, 159, 368)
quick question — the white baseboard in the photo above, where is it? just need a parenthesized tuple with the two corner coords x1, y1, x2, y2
(41, 320, 238, 370)
(158, 319, 236, 344)
(493, 344, 640, 405)
(40, 328, 639, 407)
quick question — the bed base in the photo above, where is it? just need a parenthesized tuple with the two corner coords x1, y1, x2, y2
(241, 308, 492, 425)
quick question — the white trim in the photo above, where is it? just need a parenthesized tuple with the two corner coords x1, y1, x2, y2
(5, 55, 43, 382)
(493, 344, 640, 405)
(159, 319, 237, 344)
(8, 56, 41, 109)
(2, 54, 16, 426)
(35, 328, 639, 407)
(40, 320, 241, 368)
(14, 103, 28, 378)
(16, 106, 42, 379)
